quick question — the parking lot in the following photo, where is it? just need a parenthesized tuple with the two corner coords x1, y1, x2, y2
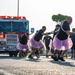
(0, 54, 75, 75)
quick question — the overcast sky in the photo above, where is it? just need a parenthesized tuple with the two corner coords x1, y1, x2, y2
(0, 0, 75, 32)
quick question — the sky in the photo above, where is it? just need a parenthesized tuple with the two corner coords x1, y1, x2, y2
(0, 0, 75, 33)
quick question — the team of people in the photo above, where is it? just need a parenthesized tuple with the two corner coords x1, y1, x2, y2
(17, 16, 75, 61)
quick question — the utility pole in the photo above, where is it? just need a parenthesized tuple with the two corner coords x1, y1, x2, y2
(17, 0, 19, 16)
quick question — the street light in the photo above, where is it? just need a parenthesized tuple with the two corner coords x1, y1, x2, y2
(17, 0, 19, 16)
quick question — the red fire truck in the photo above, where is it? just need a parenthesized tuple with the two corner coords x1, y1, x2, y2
(0, 16, 30, 57)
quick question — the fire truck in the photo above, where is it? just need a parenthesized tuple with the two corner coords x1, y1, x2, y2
(0, 16, 30, 57)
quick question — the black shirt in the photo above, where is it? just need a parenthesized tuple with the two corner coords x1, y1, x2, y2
(19, 34, 28, 45)
(57, 21, 70, 40)
(34, 29, 44, 42)
(43, 36, 52, 45)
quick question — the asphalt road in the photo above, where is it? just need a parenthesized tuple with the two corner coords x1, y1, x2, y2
(0, 54, 75, 75)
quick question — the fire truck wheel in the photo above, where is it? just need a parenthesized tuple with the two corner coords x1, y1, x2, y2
(9, 53, 13, 57)
(14, 53, 17, 57)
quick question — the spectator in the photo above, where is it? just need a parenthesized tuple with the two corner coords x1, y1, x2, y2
(70, 28, 75, 59)
(43, 33, 52, 58)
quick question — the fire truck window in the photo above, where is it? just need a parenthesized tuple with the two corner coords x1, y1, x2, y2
(12, 22, 29, 32)
(24, 22, 29, 30)
(0, 22, 11, 32)
(0, 21, 29, 32)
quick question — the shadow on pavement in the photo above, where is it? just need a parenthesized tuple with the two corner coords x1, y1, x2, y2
(50, 60, 75, 67)
(0, 55, 41, 61)
(0, 56, 21, 60)
(24, 58, 41, 62)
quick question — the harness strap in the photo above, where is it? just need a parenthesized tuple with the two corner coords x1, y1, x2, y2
(60, 20, 66, 32)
